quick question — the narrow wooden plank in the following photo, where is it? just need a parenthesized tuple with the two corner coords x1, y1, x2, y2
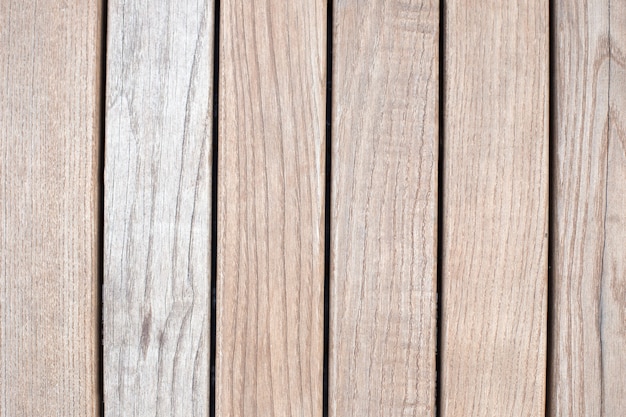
(441, 1, 548, 415)
(551, 0, 626, 414)
(604, 6, 626, 409)
(216, 0, 326, 415)
(0, 1, 102, 415)
(329, 1, 438, 416)
(550, 1, 607, 414)
(103, 1, 213, 415)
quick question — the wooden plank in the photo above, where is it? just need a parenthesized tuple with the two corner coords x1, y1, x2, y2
(329, 1, 438, 416)
(216, 0, 326, 415)
(0, 1, 102, 415)
(551, 0, 626, 414)
(440, 1, 548, 415)
(604, 6, 626, 409)
(103, 1, 213, 415)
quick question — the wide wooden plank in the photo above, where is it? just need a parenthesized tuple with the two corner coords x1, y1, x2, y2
(103, 1, 213, 415)
(0, 1, 102, 415)
(216, 0, 326, 415)
(551, 0, 626, 414)
(440, 1, 548, 415)
(329, 1, 438, 416)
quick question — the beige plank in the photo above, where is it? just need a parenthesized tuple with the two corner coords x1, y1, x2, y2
(550, 1, 607, 414)
(604, 5, 626, 409)
(103, 1, 213, 415)
(551, 0, 626, 414)
(216, 0, 326, 415)
(0, 1, 102, 415)
(604, 5, 626, 412)
(329, 0, 438, 416)
(441, 1, 548, 415)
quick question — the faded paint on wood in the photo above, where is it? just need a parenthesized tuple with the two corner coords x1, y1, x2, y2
(216, 0, 326, 415)
(441, 1, 548, 415)
(551, 0, 626, 414)
(0, 1, 102, 415)
(103, 1, 213, 415)
(329, 0, 438, 415)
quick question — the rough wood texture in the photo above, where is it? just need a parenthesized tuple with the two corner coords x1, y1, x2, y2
(551, 0, 626, 414)
(216, 0, 326, 415)
(103, 1, 213, 415)
(329, 1, 438, 415)
(0, 1, 102, 415)
(441, 1, 548, 415)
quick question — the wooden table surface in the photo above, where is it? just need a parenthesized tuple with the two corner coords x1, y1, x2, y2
(1, 0, 624, 416)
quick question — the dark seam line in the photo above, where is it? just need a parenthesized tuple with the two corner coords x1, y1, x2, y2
(435, 1, 445, 416)
(546, 0, 555, 415)
(322, 0, 333, 416)
(99, 0, 108, 415)
(209, 0, 221, 415)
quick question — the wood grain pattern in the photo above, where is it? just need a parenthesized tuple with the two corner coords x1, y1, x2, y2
(103, 1, 213, 415)
(604, 5, 626, 409)
(329, 0, 438, 416)
(440, 1, 548, 415)
(551, 0, 626, 414)
(0, 1, 102, 415)
(216, 0, 326, 415)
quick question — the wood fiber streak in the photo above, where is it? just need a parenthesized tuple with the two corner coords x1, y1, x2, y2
(0, 1, 102, 415)
(216, 0, 326, 415)
(103, 1, 213, 415)
(551, 0, 626, 414)
(329, 1, 438, 416)
(441, 1, 548, 415)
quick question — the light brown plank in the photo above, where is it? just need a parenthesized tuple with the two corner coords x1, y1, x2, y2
(216, 0, 326, 415)
(604, 5, 626, 408)
(0, 1, 102, 415)
(440, 1, 548, 415)
(103, 1, 213, 415)
(329, 1, 438, 416)
(551, 0, 626, 414)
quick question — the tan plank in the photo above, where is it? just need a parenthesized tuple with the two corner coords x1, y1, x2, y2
(551, 0, 626, 414)
(103, 1, 213, 415)
(440, 1, 548, 415)
(329, 0, 438, 415)
(604, 6, 626, 409)
(550, 1, 607, 414)
(0, 1, 102, 415)
(216, 0, 326, 415)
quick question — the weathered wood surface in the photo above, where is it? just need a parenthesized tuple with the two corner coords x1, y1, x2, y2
(103, 1, 213, 415)
(440, 1, 548, 415)
(329, 0, 438, 415)
(0, 1, 102, 415)
(216, 0, 327, 416)
(551, 0, 626, 414)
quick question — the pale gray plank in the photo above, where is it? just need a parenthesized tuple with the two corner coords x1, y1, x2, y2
(103, 1, 213, 415)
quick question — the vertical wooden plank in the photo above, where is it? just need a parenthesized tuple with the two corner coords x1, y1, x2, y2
(216, 0, 326, 415)
(441, 1, 548, 415)
(103, 1, 213, 415)
(329, 1, 438, 416)
(551, 0, 626, 414)
(0, 1, 102, 415)
(604, 6, 626, 409)
(550, 1, 607, 415)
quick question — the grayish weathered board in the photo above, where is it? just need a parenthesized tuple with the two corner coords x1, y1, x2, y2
(103, 1, 213, 415)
